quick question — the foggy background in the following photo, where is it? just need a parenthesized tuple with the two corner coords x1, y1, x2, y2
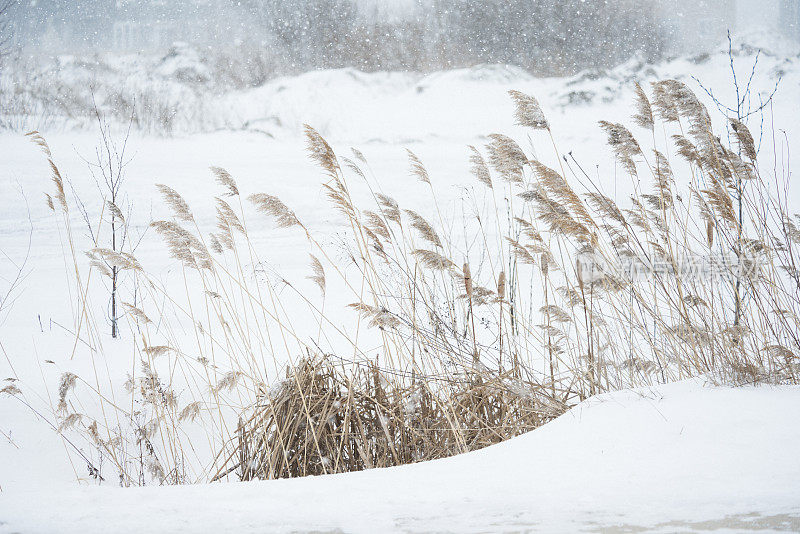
(2, 0, 798, 79)
(0, 0, 798, 134)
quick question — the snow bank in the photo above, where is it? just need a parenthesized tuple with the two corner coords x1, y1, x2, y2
(1, 380, 798, 533)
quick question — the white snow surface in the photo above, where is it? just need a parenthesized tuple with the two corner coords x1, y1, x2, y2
(1, 380, 799, 533)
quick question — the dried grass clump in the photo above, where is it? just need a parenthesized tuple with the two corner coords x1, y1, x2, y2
(223, 356, 564, 480)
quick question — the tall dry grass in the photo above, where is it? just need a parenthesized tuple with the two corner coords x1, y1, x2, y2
(10, 79, 800, 485)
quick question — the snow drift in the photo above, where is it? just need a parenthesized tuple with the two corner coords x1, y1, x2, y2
(1, 380, 798, 533)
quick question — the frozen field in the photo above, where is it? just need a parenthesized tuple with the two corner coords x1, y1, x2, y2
(1, 34, 800, 532)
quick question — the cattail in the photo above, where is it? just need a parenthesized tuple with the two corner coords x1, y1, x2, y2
(497, 271, 506, 301)
(706, 219, 715, 248)
(463, 263, 473, 299)
(576, 256, 585, 290)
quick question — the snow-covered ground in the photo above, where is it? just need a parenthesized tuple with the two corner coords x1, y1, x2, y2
(2, 380, 800, 533)
(1, 34, 799, 532)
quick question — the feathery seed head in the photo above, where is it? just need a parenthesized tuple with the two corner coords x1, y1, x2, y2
(304, 125, 339, 177)
(508, 90, 549, 130)
(632, 82, 654, 130)
(156, 184, 193, 221)
(248, 193, 301, 229)
(406, 149, 431, 185)
(210, 166, 239, 196)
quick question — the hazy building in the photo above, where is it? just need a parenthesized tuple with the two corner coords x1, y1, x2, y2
(111, 0, 233, 52)
(779, 0, 800, 41)
(660, 0, 799, 53)
(658, 0, 736, 52)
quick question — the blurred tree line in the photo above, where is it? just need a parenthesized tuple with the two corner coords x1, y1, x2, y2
(6, 0, 665, 80)
(245, 0, 664, 75)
